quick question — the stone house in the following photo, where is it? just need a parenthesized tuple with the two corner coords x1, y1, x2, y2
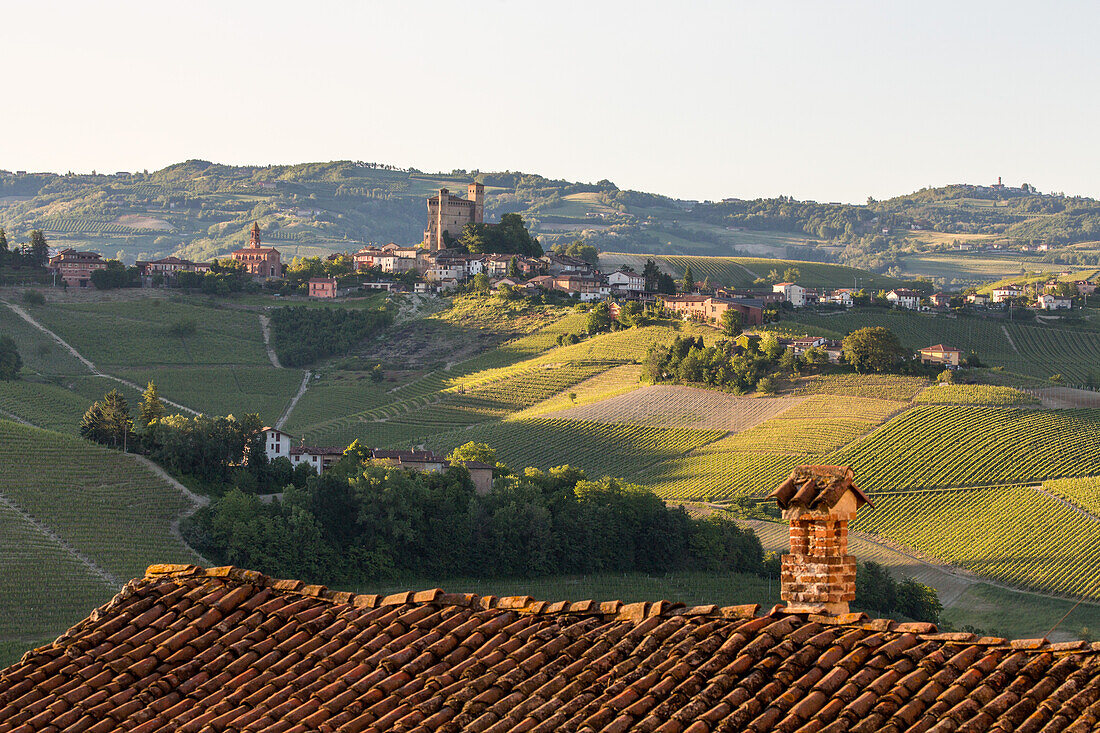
(47, 249, 107, 287)
(919, 343, 962, 367)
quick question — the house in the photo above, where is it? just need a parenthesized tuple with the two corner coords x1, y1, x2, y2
(824, 289, 854, 307)
(260, 427, 343, 473)
(353, 246, 385, 270)
(966, 292, 991, 306)
(14, 464, 1100, 732)
(1075, 280, 1097, 295)
(541, 253, 593, 275)
(991, 285, 1023, 304)
(370, 449, 493, 495)
(930, 292, 951, 308)
(607, 268, 645, 292)
(135, 256, 211, 284)
(231, 222, 282, 278)
(1037, 293, 1073, 310)
(552, 274, 608, 301)
(919, 343, 963, 367)
(47, 249, 106, 287)
(308, 277, 338, 298)
(885, 288, 920, 310)
(772, 282, 805, 307)
(659, 295, 764, 327)
(790, 335, 827, 354)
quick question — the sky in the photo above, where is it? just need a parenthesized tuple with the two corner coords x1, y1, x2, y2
(3, 1, 1098, 203)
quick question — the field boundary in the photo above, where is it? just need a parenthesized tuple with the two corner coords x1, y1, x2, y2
(276, 371, 312, 430)
(258, 315, 282, 369)
(1, 301, 199, 416)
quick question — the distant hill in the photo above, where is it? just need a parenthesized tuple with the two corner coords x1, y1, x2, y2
(1, 162, 1098, 277)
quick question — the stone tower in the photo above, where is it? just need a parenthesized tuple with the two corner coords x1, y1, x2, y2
(467, 182, 485, 224)
(768, 465, 872, 615)
(249, 221, 262, 247)
(423, 183, 485, 250)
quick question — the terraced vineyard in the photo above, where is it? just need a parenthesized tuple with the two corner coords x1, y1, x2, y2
(831, 406, 1100, 492)
(510, 365, 644, 419)
(852, 486, 1100, 600)
(423, 418, 726, 480)
(546, 386, 803, 431)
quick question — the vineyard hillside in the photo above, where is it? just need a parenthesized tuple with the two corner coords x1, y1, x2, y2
(0, 419, 203, 643)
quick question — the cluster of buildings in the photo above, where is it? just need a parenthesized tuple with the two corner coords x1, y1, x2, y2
(964, 279, 1095, 311)
(259, 427, 493, 494)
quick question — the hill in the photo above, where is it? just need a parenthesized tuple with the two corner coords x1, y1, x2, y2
(3, 163, 1100, 283)
(0, 418, 202, 649)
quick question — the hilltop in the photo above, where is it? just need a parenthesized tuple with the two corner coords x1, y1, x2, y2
(3, 163, 1099, 284)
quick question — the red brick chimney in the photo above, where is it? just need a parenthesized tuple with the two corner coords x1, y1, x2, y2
(768, 465, 872, 615)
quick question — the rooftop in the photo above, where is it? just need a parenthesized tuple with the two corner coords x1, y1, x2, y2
(2, 563, 1098, 732)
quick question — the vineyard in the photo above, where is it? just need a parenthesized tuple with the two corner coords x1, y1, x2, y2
(1043, 476, 1100, 516)
(545, 386, 803, 431)
(851, 485, 1100, 600)
(422, 418, 726, 481)
(605, 254, 902, 291)
(0, 419, 202, 639)
(510, 364, 643, 419)
(788, 373, 929, 400)
(716, 395, 904, 454)
(0, 380, 96, 434)
(38, 218, 161, 235)
(787, 308, 1100, 387)
(830, 405, 1100, 492)
(914, 384, 1039, 406)
(114, 366, 305, 424)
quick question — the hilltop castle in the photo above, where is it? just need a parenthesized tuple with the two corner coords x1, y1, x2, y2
(422, 182, 484, 250)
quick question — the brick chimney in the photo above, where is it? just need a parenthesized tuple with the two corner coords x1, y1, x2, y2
(768, 465, 872, 615)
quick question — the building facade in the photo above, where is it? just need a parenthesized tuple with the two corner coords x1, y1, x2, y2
(423, 183, 484, 251)
(231, 223, 282, 278)
(48, 249, 107, 287)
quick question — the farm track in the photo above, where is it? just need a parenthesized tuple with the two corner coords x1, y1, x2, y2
(1, 301, 199, 416)
(0, 408, 31, 426)
(258, 315, 282, 369)
(0, 491, 120, 589)
(1001, 325, 1020, 354)
(276, 371, 312, 430)
(125, 454, 211, 566)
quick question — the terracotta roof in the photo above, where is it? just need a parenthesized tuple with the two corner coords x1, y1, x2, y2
(371, 449, 447, 463)
(3, 564, 1100, 733)
(769, 465, 873, 513)
(289, 445, 344, 456)
(921, 344, 962, 354)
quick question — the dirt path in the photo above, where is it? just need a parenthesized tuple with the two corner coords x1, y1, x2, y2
(0, 491, 121, 589)
(276, 370, 311, 429)
(125, 454, 212, 565)
(2, 301, 199, 415)
(1001, 325, 1020, 354)
(0, 408, 32, 426)
(1036, 387, 1100, 409)
(258, 314, 282, 369)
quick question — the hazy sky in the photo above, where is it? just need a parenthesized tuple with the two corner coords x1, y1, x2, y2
(4, 1, 1098, 203)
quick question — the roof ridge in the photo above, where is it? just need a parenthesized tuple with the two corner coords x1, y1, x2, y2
(142, 564, 1099, 653)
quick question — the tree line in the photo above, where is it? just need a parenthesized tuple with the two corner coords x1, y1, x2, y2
(269, 304, 393, 367)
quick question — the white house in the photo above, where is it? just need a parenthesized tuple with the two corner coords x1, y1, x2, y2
(260, 428, 343, 474)
(608, 269, 645, 292)
(772, 282, 806, 308)
(991, 285, 1023, 304)
(825, 289, 854, 308)
(886, 289, 920, 310)
(1037, 294, 1073, 310)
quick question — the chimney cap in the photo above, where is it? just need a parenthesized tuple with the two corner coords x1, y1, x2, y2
(768, 465, 873, 515)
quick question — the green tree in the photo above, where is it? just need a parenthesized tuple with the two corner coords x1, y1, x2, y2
(0, 228, 8, 265)
(507, 257, 521, 278)
(100, 389, 135, 451)
(585, 302, 612, 334)
(642, 259, 661, 290)
(138, 381, 165, 427)
(0, 336, 22, 380)
(28, 230, 48, 268)
(782, 267, 801, 282)
(720, 309, 742, 337)
(472, 273, 491, 293)
(681, 264, 695, 293)
(448, 441, 497, 466)
(842, 327, 908, 373)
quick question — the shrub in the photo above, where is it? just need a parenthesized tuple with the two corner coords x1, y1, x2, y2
(21, 290, 44, 306)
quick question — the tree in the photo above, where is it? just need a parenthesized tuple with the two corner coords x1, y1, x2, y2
(585, 302, 612, 334)
(720, 309, 742, 337)
(681, 265, 695, 293)
(782, 267, 801, 282)
(28, 230, 49, 268)
(0, 228, 8, 265)
(138, 381, 165, 427)
(507, 257, 521, 278)
(448, 442, 497, 466)
(0, 336, 22, 380)
(472, 273, 491, 293)
(642, 259, 661, 290)
(100, 389, 135, 451)
(842, 327, 908, 373)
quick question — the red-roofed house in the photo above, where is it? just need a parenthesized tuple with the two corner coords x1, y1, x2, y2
(308, 277, 338, 298)
(47, 249, 106, 287)
(919, 344, 962, 367)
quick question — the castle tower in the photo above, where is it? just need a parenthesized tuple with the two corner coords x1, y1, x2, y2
(768, 465, 872, 615)
(467, 182, 484, 224)
(250, 222, 262, 248)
